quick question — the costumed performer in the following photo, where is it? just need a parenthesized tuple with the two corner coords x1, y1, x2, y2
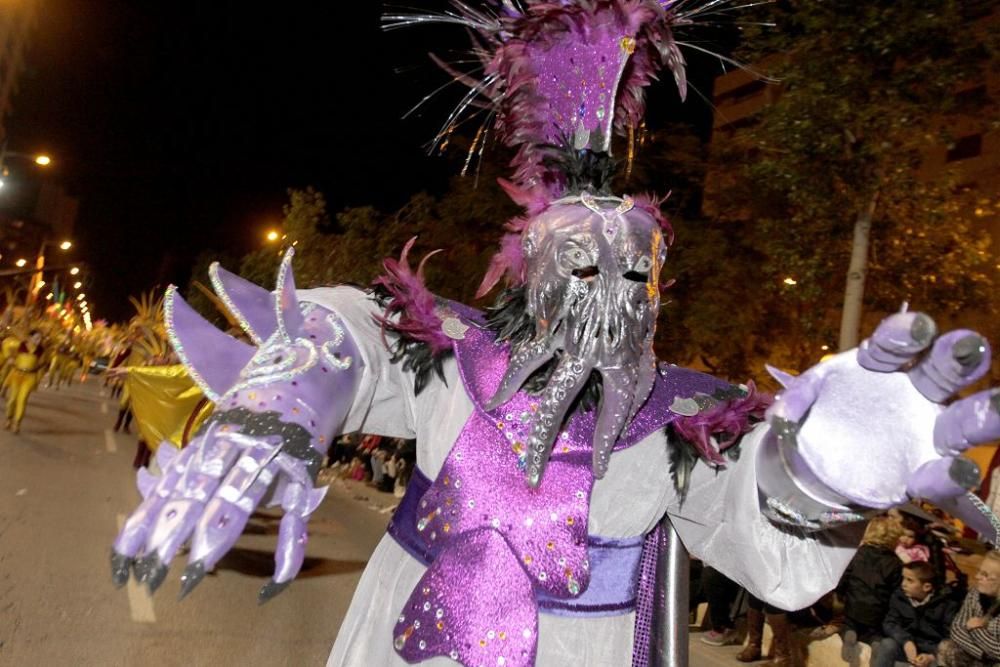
(5, 329, 45, 434)
(112, 3, 1000, 667)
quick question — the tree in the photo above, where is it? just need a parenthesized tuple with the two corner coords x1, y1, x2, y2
(184, 249, 240, 328)
(239, 187, 339, 288)
(724, 1, 998, 350)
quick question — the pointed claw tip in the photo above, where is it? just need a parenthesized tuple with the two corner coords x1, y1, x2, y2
(949, 458, 980, 491)
(146, 561, 169, 595)
(110, 551, 133, 589)
(132, 554, 156, 583)
(910, 313, 936, 346)
(178, 561, 206, 601)
(258, 579, 291, 605)
(954, 334, 988, 371)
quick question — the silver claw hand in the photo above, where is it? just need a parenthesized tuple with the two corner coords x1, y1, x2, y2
(111, 255, 363, 599)
(758, 309, 1000, 540)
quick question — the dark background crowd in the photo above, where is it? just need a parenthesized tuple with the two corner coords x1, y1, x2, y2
(693, 510, 1000, 667)
(323, 433, 416, 498)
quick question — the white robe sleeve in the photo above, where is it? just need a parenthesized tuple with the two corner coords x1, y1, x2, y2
(297, 285, 419, 440)
(666, 423, 865, 611)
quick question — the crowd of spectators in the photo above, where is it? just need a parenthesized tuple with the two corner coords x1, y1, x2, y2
(324, 432, 416, 497)
(694, 509, 1000, 666)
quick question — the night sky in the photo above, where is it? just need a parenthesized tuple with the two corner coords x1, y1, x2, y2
(10, 2, 722, 321)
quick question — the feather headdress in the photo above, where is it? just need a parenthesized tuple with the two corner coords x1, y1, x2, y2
(387, 1, 770, 295)
(386, 0, 769, 199)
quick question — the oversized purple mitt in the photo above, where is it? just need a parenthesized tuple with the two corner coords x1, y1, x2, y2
(111, 250, 363, 602)
(758, 307, 1000, 541)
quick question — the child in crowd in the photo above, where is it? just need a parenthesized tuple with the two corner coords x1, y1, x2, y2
(344, 457, 366, 482)
(841, 516, 905, 653)
(897, 518, 932, 564)
(939, 551, 1000, 667)
(873, 561, 959, 667)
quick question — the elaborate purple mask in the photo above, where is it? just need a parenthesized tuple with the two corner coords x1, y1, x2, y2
(486, 194, 667, 486)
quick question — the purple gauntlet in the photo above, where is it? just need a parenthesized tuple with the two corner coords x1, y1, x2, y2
(112, 250, 363, 601)
(757, 308, 1000, 541)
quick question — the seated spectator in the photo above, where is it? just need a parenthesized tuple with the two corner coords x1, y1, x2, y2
(841, 516, 905, 652)
(939, 551, 1000, 667)
(344, 456, 366, 481)
(897, 518, 932, 564)
(873, 561, 959, 667)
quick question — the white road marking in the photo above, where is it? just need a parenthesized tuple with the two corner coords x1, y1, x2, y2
(104, 429, 118, 454)
(100, 401, 108, 415)
(115, 514, 157, 623)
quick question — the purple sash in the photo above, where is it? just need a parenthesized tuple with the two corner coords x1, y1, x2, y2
(389, 468, 646, 617)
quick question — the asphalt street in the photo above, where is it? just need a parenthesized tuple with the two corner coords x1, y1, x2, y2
(0, 379, 391, 666)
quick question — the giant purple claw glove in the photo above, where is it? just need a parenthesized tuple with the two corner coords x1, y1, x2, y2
(111, 250, 363, 602)
(757, 308, 1000, 541)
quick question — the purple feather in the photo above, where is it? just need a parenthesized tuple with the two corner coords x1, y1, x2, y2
(372, 238, 452, 355)
(672, 381, 773, 465)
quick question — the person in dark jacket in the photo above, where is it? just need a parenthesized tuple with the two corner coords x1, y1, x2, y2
(873, 561, 960, 667)
(841, 516, 905, 654)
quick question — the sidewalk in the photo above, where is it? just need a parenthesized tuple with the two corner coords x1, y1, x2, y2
(318, 467, 400, 515)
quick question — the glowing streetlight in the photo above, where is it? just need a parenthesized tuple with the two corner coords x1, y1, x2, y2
(59, 240, 72, 251)
(34, 155, 51, 167)
(76, 293, 85, 301)
(783, 277, 798, 286)
(820, 345, 830, 351)
(265, 229, 280, 243)
(15, 258, 26, 268)
(45, 293, 53, 300)
(73, 281, 82, 289)
(69, 267, 80, 276)
(37, 280, 45, 289)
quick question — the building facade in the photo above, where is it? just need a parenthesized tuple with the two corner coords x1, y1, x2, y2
(0, 1, 38, 144)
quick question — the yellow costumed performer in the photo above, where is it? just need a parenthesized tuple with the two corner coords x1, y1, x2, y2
(5, 329, 45, 433)
(0, 328, 24, 396)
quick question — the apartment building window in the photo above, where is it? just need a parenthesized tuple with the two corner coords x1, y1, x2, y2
(715, 80, 767, 106)
(946, 134, 983, 162)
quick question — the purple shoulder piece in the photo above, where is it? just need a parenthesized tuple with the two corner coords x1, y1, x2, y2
(671, 381, 773, 465)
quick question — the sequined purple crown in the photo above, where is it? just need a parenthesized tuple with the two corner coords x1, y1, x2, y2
(385, 1, 693, 199)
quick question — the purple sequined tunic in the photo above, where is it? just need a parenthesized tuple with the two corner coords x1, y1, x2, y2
(388, 309, 728, 667)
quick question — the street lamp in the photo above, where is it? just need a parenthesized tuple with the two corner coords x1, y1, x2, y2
(70, 267, 80, 276)
(0, 145, 54, 177)
(15, 258, 26, 268)
(73, 281, 82, 289)
(76, 293, 85, 301)
(265, 229, 280, 243)
(783, 277, 798, 286)
(27, 237, 74, 302)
